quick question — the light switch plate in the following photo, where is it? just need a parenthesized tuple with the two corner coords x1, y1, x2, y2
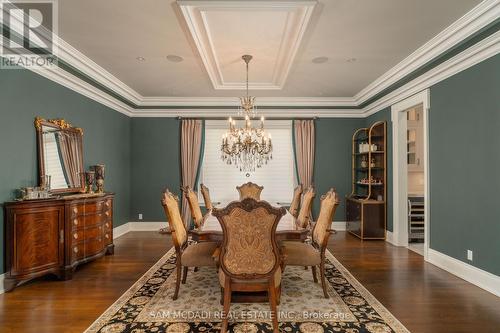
(138, 213, 143, 220)
(467, 250, 473, 261)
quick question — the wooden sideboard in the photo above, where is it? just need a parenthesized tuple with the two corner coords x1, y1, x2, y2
(4, 193, 114, 291)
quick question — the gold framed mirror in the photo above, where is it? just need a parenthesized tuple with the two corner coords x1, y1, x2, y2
(35, 117, 85, 194)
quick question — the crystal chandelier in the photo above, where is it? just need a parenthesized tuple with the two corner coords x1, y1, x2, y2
(221, 55, 273, 172)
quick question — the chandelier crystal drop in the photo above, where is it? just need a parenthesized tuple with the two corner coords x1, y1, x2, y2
(220, 55, 273, 172)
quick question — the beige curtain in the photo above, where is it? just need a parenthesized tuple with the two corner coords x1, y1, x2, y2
(57, 132, 83, 188)
(294, 120, 315, 189)
(180, 119, 203, 228)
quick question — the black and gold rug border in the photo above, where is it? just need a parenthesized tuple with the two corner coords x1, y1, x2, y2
(84, 247, 410, 333)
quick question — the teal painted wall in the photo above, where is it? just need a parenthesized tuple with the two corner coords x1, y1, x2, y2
(429, 54, 500, 275)
(130, 118, 181, 222)
(0, 69, 131, 274)
(365, 108, 393, 231)
(313, 118, 365, 220)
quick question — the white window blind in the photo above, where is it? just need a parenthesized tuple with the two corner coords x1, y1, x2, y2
(43, 132, 69, 189)
(200, 120, 295, 205)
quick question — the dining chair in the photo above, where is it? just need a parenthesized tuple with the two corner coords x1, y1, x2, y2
(236, 182, 264, 200)
(288, 184, 303, 217)
(296, 186, 315, 228)
(282, 188, 339, 298)
(212, 198, 286, 333)
(181, 186, 204, 228)
(200, 183, 213, 210)
(161, 189, 219, 300)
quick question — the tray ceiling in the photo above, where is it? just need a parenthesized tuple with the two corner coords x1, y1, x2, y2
(178, 1, 316, 90)
(56, 0, 483, 98)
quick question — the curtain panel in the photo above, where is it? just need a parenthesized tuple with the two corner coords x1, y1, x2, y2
(180, 119, 204, 229)
(293, 120, 315, 189)
(56, 132, 83, 188)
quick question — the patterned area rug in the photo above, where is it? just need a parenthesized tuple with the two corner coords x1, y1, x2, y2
(85, 247, 410, 333)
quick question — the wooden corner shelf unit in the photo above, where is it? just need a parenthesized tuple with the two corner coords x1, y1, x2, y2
(346, 121, 387, 240)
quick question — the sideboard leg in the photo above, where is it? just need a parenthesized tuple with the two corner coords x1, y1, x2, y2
(106, 244, 115, 255)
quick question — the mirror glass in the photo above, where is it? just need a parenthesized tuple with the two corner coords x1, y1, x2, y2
(37, 121, 84, 193)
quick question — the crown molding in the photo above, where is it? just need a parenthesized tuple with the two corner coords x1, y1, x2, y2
(353, 0, 500, 105)
(130, 108, 364, 118)
(139, 96, 357, 107)
(362, 30, 500, 117)
(1, 0, 498, 118)
(54, 36, 142, 106)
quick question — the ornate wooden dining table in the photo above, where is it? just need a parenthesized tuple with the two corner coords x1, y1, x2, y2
(189, 208, 309, 242)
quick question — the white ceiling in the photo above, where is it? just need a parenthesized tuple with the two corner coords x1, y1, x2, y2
(58, 0, 482, 98)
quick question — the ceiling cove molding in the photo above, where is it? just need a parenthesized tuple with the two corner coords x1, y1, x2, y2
(177, 0, 316, 90)
(34, 65, 135, 117)
(139, 96, 357, 107)
(1, 0, 497, 117)
(54, 36, 143, 106)
(362, 30, 500, 117)
(130, 108, 364, 119)
(0, 39, 134, 117)
(353, 0, 500, 105)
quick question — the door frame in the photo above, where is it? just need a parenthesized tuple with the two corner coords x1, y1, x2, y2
(391, 89, 430, 260)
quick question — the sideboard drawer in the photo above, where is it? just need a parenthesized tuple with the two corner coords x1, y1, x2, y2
(70, 200, 105, 217)
(85, 237, 105, 257)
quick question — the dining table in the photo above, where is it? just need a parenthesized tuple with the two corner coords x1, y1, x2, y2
(189, 205, 309, 242)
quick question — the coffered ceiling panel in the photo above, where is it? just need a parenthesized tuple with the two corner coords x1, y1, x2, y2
(178, 1, 316, 90)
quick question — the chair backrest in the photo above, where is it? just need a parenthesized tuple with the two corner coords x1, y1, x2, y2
(289, 184, 303, 217)
(312, 188, 340, 247)
(161, 189, 187, 250)
(182, 186, 204, 227)
(200, 183, 213, 210)
(236, 182, 264, 200)
(296, 186, 315, 228)
(213, 198, 286, 279)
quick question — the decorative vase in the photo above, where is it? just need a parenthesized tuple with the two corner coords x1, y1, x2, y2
(92, 164, 105, 193)
(85, 171, 96, 194)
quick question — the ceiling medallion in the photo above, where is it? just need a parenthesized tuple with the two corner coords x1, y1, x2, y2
(221, 55, 273, 172)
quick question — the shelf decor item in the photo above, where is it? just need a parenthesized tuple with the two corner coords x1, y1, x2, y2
(346, 121, 387, 240)
(85, 171, 96, 194)
(93, 164, 105, 193)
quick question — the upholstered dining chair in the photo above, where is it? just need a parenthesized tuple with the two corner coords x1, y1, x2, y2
(212, 199, 286, 333)
(236, 182, 264, 200)
(200, 183, 213, 210)
(181, 186, 205, 228)
(161, 189, 219, 300)
(295, 186, 315, 228)
(288, 184, 303, 217)
(282, 188, 339, 298)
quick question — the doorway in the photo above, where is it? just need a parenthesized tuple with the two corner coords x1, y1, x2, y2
(391, 90, 430, 259)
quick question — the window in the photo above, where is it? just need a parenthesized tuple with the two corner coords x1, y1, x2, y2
(200, 120, 295, 205)
(42, 132, 69, 189)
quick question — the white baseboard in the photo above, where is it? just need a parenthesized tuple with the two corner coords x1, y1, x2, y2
(113, 222, 166, 239)
(385, 230, 397, 245)
(0, 273, 4, 294)
(427, 248, 500, 297)
(113, 223, 131, 239)
(331, 221, 346, 231)
(129, 221, 166, 231)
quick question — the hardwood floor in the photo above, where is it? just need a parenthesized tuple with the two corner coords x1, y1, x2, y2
(0, 231, 499, 333)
